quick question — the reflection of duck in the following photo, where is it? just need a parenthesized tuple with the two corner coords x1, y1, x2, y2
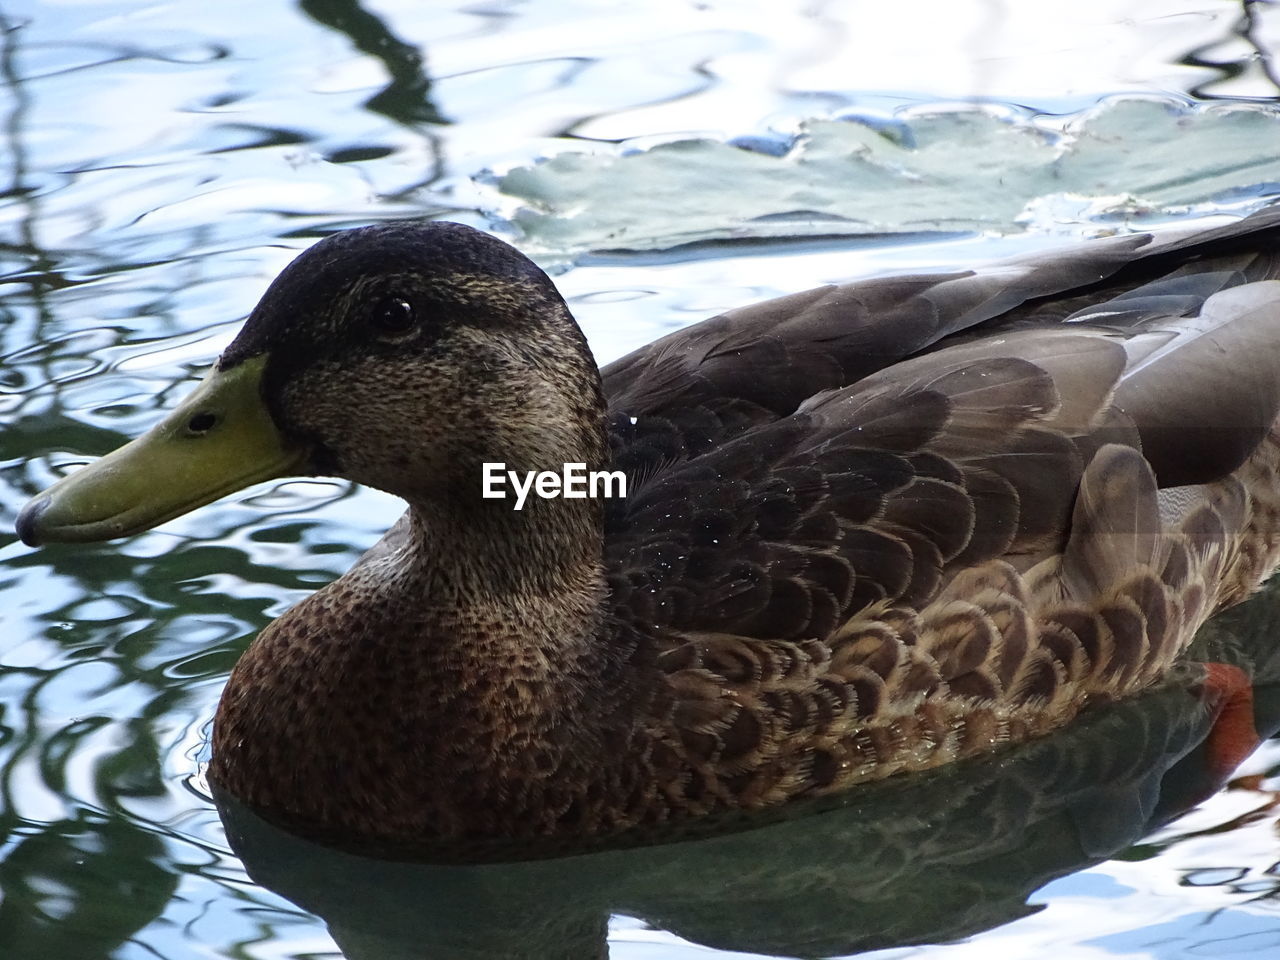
(16, 206, 1280, 854)
(216, 569, 1280, 959)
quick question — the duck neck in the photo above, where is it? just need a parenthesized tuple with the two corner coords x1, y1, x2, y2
(404, 476, 607, 605)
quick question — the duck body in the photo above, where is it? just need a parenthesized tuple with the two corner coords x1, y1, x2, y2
(18, 210, 1280, 852)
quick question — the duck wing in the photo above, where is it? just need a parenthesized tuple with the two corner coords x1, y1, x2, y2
(602, 295, 1280, 793)
(604, 330, 1133, 639)
(601, 204, 1280, 424)
(604, 207, 1280, 644)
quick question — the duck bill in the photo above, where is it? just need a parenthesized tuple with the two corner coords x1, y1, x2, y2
(16, 355, 308, 546)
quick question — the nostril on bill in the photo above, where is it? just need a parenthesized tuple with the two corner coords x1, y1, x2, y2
(186, 411, 219, 434)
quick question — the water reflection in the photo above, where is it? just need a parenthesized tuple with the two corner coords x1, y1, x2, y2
(1181, 0, 1280, 99)
(215, 575, 1280, 960)
(298, 0, 447, 128)
(0, 813, 175, 956)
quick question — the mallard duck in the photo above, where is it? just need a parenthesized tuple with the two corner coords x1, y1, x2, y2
(16, 208, 1280, 852)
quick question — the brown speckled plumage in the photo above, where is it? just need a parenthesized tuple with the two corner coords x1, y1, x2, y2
(126, 212, 1280, 850)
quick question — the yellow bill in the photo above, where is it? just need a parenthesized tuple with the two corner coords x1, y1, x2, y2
(16, 355, 308, 545)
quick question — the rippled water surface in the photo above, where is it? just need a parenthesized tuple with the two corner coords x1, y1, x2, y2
(4, 2, 1280, 958)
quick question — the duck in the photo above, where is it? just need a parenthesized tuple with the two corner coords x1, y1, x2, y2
(15, 207, 1280, 855)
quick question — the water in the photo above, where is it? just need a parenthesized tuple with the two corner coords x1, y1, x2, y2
(2, 1, 1280, 958)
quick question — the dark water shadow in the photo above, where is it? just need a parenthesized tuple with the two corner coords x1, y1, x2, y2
(0, 812, 178, 958)
(1180, 0, 1280, 101)
(297, 0, 446, 126)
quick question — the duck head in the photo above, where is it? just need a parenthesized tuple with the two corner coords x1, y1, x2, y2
(17, 221, 608, 545)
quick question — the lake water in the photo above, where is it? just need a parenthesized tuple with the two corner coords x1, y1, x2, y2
(3, 1, 1280, 958)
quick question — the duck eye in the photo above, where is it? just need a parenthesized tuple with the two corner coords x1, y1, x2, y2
(373, 297, 416, 335)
